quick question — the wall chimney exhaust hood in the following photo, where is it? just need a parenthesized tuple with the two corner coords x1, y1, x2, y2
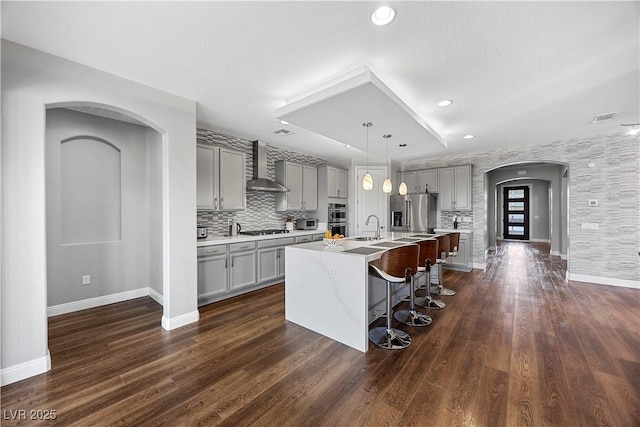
(246, 140, 289, 192)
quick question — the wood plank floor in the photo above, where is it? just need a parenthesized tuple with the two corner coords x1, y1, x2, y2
(2, 241, 639, 426)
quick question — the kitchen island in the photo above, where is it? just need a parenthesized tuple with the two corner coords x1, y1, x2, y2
(285, 232, 438, 352)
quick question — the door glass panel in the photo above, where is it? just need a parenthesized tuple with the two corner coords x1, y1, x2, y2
(508, 189, 525, 199)
(508, 201, 525, 211)
(508, 226, 525, 235)
(508, 214, 525, 223)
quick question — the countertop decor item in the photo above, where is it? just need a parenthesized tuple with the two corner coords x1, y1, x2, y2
(323, 238, 345, 246)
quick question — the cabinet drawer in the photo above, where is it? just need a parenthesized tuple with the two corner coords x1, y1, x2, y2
(198, 245, 226, 257)
(258, 237, 295, 248)
(295, 235, 313, 243)
(229, 241, 256, 252)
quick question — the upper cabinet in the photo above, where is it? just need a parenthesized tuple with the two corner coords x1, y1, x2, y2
(275, 161, 318, 211)
(438, 165, 472, 210)
(419, 169, 438, 194)
(321, 166, 348, 199)
(197, 144, 246, 211)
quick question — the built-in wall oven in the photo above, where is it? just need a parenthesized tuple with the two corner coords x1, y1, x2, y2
(328, 203, 348, 236)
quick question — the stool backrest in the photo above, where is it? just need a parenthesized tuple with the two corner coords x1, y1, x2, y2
(372, 244, 419, 279)
(436, 234, 450, 260)
(448, 232, 460, 254)
(417, 239, 439, 267)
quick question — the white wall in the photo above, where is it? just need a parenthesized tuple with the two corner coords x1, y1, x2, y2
(1, 40, 197, 385)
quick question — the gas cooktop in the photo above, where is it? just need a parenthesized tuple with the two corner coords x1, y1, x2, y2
(239, 229, 290, 236)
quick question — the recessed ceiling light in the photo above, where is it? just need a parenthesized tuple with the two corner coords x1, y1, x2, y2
(344, 144, 351, 148)
(371, 6, 395, 25)
(279, 120, 290, 125)
(437, 99, 453, 107)
(463, 134, 474, 139)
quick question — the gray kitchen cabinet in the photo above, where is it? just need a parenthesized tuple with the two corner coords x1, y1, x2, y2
(257, 237, 293, 283)
(324, 166, 348, 198)
(229, 250, 256, 290)
(419, 169, 438, 194)
(275, 161, 317, 211)
(197, 144, 246, 211)
(438, 165, 472, 210)
(197, 246, 228, 299)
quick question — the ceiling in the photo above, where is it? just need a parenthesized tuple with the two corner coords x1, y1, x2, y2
(2, 1, 638, 163)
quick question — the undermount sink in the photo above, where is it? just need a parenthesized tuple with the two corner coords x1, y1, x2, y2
(352, 236, 374, 241)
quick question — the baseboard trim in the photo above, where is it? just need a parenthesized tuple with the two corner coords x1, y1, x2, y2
(148, 287, 164, 305)
(531, 238, 551, 243)
(0, 350, 51, 386)
(473, 262, 487, 270)
(162, 310, 200, 331)
(47, 288, 154, 317)
(567, 272, 640, 289)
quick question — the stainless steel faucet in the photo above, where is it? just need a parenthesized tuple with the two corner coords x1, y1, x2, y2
(364, 214, 381, 240)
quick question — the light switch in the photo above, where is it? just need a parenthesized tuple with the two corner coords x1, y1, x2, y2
(589, 199, 598, 207)
(581, 223, 599, 230)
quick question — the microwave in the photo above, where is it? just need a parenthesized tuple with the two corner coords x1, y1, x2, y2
(295, 218, 318, 230)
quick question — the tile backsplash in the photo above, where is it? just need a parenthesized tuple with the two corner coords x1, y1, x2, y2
(196, 128, 329, 237)
(439, 210, 473, 230)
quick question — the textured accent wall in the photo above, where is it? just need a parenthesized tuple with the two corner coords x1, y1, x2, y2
(404, 134, 640, 282)
(196, 129, 329, 236)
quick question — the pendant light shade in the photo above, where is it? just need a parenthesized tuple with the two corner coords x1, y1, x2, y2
(382, 134, 392, 193)
(362, 122, 373, 190)
(363, 172, 374, 190)
(398, 143, 408, 195)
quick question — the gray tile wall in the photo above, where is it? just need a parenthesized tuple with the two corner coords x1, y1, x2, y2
(196, 128, 329, 236)
(404, 133, 640, 282)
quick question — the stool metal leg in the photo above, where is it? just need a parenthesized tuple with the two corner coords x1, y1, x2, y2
(433, 255, 456, 296)
(369, 280, 411, 349)
(395, 276, 432, 326)
(415, 261, 446, 309)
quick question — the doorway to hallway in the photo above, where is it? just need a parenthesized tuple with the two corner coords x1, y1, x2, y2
(503, 185, 530, 240)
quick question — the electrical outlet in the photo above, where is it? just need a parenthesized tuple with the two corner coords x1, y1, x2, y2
(82, 275, 91, 285)
(581, 222, 599, 230)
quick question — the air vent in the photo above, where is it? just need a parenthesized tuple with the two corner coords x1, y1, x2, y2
(592, 112, 618, 123)
(274, 128, 295, 136)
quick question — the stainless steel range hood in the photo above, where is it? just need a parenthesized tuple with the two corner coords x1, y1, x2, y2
(246, 140, 289, 192)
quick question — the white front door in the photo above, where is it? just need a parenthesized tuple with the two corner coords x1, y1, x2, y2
(355, 166, 388, 238)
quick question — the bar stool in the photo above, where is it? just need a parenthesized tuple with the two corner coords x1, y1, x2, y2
(433, 234, 456, 296)
(448, 232, 461, 259)
(394, 239, 433, 327)
(369, 244, 419, 350)
(414, 239, 446, 310)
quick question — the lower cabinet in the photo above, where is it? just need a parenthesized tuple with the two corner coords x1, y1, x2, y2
(200, 235, 321, 305)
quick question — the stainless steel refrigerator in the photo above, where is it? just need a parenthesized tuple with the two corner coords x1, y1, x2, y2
(390, 194, 437, 232)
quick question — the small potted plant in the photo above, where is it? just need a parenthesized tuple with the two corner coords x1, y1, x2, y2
(285, 217, 294, 231)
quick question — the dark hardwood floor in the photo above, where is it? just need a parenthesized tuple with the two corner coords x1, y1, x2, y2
(2, 241, 639, 426)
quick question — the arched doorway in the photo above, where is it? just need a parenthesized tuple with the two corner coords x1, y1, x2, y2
(485, 162, 569, 263)
(45, 103, 164, 322)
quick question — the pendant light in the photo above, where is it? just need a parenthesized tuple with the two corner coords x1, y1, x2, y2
(382, 134, 392, 193)
(362, 122, 373, 190)
(398, 143, 408, 195)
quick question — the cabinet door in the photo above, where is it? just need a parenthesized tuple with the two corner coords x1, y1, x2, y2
(457, 237, 469, 268)
(438, 168, 455, 210)
(285, 163, 303, 210)
(258, 248, 278, 283)
(277, 247, 286, 277)
(453, 165, 472, 210)
(337, 169, 348, 198)
(197, 255, 227, 298)
(230, 251, 256, 290)
(419, 169, 438, 193)
(196, 145, 218, 209)
(302, 165, 317, 211)
(219, 148, 246, 210)
(406, 171, 419, 193)
(327, 167, 339, 198)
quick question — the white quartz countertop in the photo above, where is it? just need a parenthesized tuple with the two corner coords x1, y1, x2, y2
(434, 228, 473, 234)
(288, 231, 441, 262)
(197, 229, 325, 247)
